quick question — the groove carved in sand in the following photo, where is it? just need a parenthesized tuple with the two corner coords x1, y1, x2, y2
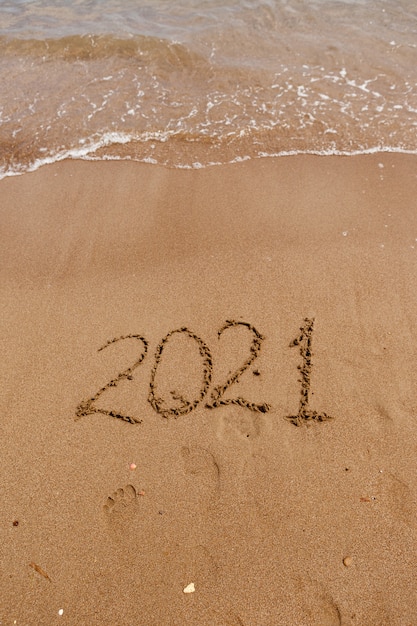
(205, 320, 270, 414)
(148, 327, 213, 418)
(75, 318, 333, 428)
(286, 318, 333, 426)
(76, 334, 148, 424)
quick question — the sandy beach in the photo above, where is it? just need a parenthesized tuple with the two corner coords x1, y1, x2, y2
(1, 154, 417, 625)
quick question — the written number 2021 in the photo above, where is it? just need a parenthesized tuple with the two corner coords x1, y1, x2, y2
(75, 318, 332, 427)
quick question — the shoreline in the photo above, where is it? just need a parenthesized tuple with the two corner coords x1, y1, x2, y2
(1, 154, 417, 625)
(3, 145, 417, 184)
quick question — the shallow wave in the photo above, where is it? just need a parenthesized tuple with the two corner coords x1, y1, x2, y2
(0, 33, 208, 66)
(1, 1, 417, 177)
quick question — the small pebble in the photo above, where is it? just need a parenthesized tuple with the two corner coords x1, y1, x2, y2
(183, 582, 195, 594)
(13, 520, 19, 526)
(129, 463, 137, 471)
(343, 556, 353, 567)
(58, 609, 64, 616)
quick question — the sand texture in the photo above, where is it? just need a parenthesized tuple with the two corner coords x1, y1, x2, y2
(1, 155, 417, 625)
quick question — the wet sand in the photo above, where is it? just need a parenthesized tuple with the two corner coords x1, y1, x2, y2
(1, 155, 417, 625)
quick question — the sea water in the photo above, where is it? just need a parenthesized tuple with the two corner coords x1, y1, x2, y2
(0, 0, 416, 178)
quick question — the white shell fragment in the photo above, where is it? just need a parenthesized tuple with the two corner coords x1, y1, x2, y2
(183, 582, 195, 594)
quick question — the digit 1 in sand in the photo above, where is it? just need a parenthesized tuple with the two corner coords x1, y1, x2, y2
(286, 318, 333, 426)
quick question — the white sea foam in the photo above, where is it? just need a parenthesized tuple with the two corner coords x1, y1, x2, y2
(1, 143, 417, 181)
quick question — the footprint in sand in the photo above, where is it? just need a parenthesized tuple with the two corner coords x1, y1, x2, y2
(308, 598, 342, 626)
(300, 579, 342, 626)
(217, 410, 263, 442)
(103, 484, 141, 537)
(181, 445, 220, 482)
(380, 471, 416, 528)
(181, 445, 220, 512)
(102, 484, 146, 565)
(103, 483, 169, 564)
(165, 543, 218, 591)
(104, 484, 138, 516)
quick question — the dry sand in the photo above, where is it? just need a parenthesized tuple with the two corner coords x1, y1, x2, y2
(1, 154, 417, 625)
